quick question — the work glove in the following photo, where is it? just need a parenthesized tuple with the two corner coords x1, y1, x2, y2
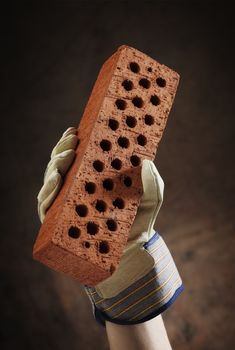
(37, 127, 78, 222)
(37, 127, 183, 326)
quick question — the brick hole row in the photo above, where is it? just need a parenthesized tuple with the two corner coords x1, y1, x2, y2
(109, 114, 154, 132)
(69, 219, 117, 235)
(76, 196, 125, 216)
(85, 177, 132, 195)
(129, 61, 166, 88)
(122, 77, 159, 91)
(109, 114, 154, 140)
(93, 154, 140, 173)
(115, 95, 159, 110)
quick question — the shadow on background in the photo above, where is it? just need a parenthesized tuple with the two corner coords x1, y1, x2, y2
(1, 2, 235, 350)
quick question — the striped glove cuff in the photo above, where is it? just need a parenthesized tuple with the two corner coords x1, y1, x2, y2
(85, 232, 184, 327)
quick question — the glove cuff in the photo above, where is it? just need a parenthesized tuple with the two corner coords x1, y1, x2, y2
(85, 232, 184, 327)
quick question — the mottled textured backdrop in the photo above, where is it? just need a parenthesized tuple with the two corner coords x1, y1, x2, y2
(1, 2, 235, 350)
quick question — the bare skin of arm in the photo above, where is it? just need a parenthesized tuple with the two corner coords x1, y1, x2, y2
(106, 315, 172, 350)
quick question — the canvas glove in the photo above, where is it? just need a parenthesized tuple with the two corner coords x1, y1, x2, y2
(37, 127, 183, 326)
(37, 127, 78, 223)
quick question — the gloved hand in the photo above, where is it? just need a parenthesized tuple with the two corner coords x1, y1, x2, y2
(37, 127, 183, 326)
(37, 127, 78, 223)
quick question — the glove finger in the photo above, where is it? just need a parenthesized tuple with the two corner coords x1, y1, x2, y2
(50, 134, 78, 158)
(141, 159, 164, 205)
(44, 149, 76, 183)
(128, 160, 164, 242)
(37, 169, 62, 223)
(37, 168, 61, 204)
(62, 127, 77, 138)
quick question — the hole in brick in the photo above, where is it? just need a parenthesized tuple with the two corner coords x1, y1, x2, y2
(126, 116, 137, 128)
(108, 118, 119, 131)
(68, 226, 80, 239)
(115, 99, 126, 110)
(87, 221, 99, 235)
(113, 197, 125, 209)
(122, 79, 133, 91)
(84, 241, 90, 248)
(139, 78, 150, 89)
(137, 134, 147, 146)
(130, 155, 141, 167)
(85, 181, 96, 194)
(156, 77, 166, 87)
(77, 138, 80, 147)
(144, 114, 154, 125)
(123, 176, 132, 187)
(93, 160, 104, 172)
(99, 241, 110, 254)
(118, 136, 130, 148)
(106, 219, 117, 231)
(100, 139, 112, 152)
(111, 158, 122, 170)
(76, 204, 88, 217)
(103, 178, 114, 191)
(150, 95, 160, 106)
(132, 96, 143, 108)
(147, 67, 152, 72)
(129, 62, 140, 73)
(96, 200, 107, 213)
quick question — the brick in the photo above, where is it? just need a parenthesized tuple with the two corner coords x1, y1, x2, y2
(33, 45, 180, 286)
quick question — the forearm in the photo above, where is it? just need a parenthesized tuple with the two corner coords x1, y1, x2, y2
(106, 315, 172, 350)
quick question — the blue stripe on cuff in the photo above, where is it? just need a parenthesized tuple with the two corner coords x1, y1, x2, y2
(94, 284, 184, 327)
(143, 231, 160, 249)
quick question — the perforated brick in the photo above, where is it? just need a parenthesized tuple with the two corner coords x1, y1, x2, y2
(33, 45, 180, 286)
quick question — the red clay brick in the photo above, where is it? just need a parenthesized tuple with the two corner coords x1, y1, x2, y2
(33, 45, 180, 286)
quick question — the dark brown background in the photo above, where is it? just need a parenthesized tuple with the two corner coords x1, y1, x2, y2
(1, 2, 235, 350)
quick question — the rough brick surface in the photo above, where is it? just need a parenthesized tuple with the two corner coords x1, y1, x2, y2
(33, 45, 180, 286)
